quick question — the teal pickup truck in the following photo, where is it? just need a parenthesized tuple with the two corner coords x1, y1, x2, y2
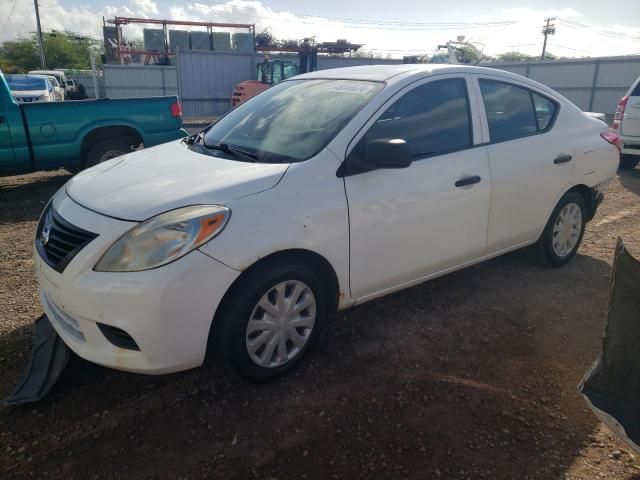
(0, 71, 188, 175)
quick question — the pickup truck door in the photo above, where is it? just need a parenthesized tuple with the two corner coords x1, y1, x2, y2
(0, 99, 16, 167)
(343, 75, 491, 300)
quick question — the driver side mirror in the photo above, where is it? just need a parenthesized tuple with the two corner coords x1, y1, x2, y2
(363, 138, 412, 169)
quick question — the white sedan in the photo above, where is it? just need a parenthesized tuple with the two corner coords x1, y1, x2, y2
(7, 76, 56, 103)
(35, 65, 619, 381)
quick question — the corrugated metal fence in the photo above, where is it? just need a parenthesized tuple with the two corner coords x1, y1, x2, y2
(103, 64, 178, 99)
(74, 72, 105, 99)
(484, 55, 640, 114)
(175, 51, 402, 117)
(99, 54, 640, 119)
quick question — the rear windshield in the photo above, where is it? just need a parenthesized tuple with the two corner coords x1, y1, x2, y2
(8, 78, 47, 91)
(203, 79, 383, 162)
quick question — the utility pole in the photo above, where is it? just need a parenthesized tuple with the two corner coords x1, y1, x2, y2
(33, 0, 46, 68)
(541, 17, 556, 60)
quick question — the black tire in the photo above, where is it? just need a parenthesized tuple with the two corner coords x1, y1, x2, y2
(533, 191, 587, 267)
(85, 139, 135, 169)
(619, 154, 639, 170)
(212, 259, 330, 382)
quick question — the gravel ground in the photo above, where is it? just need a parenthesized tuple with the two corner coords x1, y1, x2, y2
(1, 167, 640, 480)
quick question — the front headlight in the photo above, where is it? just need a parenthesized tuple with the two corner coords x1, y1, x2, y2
(94, 205, 230, 272)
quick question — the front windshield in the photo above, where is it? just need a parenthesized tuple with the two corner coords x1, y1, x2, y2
(8, 78, 47, 91)
(203, 79, 383, 162)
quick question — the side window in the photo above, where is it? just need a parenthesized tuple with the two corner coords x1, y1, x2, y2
(365, 78, 472, 159)
(479, 80, 538, 141)
(532, 93, 556, 130)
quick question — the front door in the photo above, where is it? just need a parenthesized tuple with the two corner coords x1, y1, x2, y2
(0, 99, 16, 169)
(344, 75, 491, 299)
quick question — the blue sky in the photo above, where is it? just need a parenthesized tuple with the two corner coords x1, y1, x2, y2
(2, 0, 639, 58)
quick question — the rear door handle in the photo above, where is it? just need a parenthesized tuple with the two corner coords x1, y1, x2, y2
(455, 175, 481, 187)
(0, 115, 5, 124)
(554, 154, 573, 164)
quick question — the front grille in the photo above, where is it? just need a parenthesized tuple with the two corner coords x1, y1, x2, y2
(36, 206, 98, 273)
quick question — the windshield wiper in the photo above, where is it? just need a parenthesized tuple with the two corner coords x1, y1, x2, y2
(203, 142, 259, 162)
(184, 132, 260, 162)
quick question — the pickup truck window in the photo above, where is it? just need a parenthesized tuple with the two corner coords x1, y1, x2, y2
(203, 79, 383, 163)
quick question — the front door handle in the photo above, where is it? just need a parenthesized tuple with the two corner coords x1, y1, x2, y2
(455, 175, 481, 187)
(554, 154, 573, 164)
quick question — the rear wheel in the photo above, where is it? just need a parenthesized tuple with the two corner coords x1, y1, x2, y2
(534, 191, 587, 267)
(85, 139, 135, 169)
(619, 154, 639, 170)
(213, 260, 329, 382)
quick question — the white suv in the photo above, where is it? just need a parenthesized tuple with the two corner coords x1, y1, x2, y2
(615, 76, 640, 169)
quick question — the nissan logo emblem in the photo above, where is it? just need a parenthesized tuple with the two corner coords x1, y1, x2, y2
(41, 224, 51, 246)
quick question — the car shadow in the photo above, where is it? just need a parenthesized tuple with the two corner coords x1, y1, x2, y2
(0, 170, 71, 224)
(618, 168, 640, 197)
(1, 249, 630, 479)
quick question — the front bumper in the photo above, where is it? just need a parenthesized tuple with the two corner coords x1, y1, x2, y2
(35, 190, 240, 374)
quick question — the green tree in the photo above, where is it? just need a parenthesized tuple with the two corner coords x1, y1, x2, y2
(455, 45, 480, 64)
(0, 31, 101, 72)
(0, 37, 40, 72)
(497, 51, 533, 62)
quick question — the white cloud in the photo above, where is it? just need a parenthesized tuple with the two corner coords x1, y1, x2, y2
(1, 0, 639, 58)
(131, 0, 158, 15)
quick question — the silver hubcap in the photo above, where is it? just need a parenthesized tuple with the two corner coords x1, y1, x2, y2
(245, 280, 316, 368)
(552, 202, 582, 257)
(100, 150, 124, 163)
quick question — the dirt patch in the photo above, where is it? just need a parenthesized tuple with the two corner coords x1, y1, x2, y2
(2, 168, 640, 479)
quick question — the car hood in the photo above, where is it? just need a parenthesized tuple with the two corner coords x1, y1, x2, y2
(65, 140, 290, 221)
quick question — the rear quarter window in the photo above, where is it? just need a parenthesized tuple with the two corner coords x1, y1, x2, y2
(631, 80, 640, 97)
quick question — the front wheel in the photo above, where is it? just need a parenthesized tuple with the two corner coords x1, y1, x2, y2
(214, 260, 329, 382)
(619, 154, 639, 170)
(534, 192, 587, 267)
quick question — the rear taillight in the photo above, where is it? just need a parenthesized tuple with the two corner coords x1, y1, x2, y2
(612, 96, 628, 130)
(170, 101, 182, 118)
(601, 131, 620, 153)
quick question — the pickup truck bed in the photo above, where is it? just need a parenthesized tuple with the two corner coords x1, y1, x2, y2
(0, 71, 188, 174)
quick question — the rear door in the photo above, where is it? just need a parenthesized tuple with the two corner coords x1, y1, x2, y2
(472, 75, 574, 252)
(621, 80, 640, 137)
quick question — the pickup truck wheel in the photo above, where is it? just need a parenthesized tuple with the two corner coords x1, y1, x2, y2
(619, 154, 639, 170)
(533, 192, 586, 267)
(85, 139, 135, 168)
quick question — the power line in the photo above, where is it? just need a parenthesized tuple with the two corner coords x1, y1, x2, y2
(556, 17, 640, 41)
(2, 0, 20, 34)
(166, 0, 520, 30)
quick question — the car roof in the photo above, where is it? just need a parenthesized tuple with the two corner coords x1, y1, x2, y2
(297, 63, 537, 82)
